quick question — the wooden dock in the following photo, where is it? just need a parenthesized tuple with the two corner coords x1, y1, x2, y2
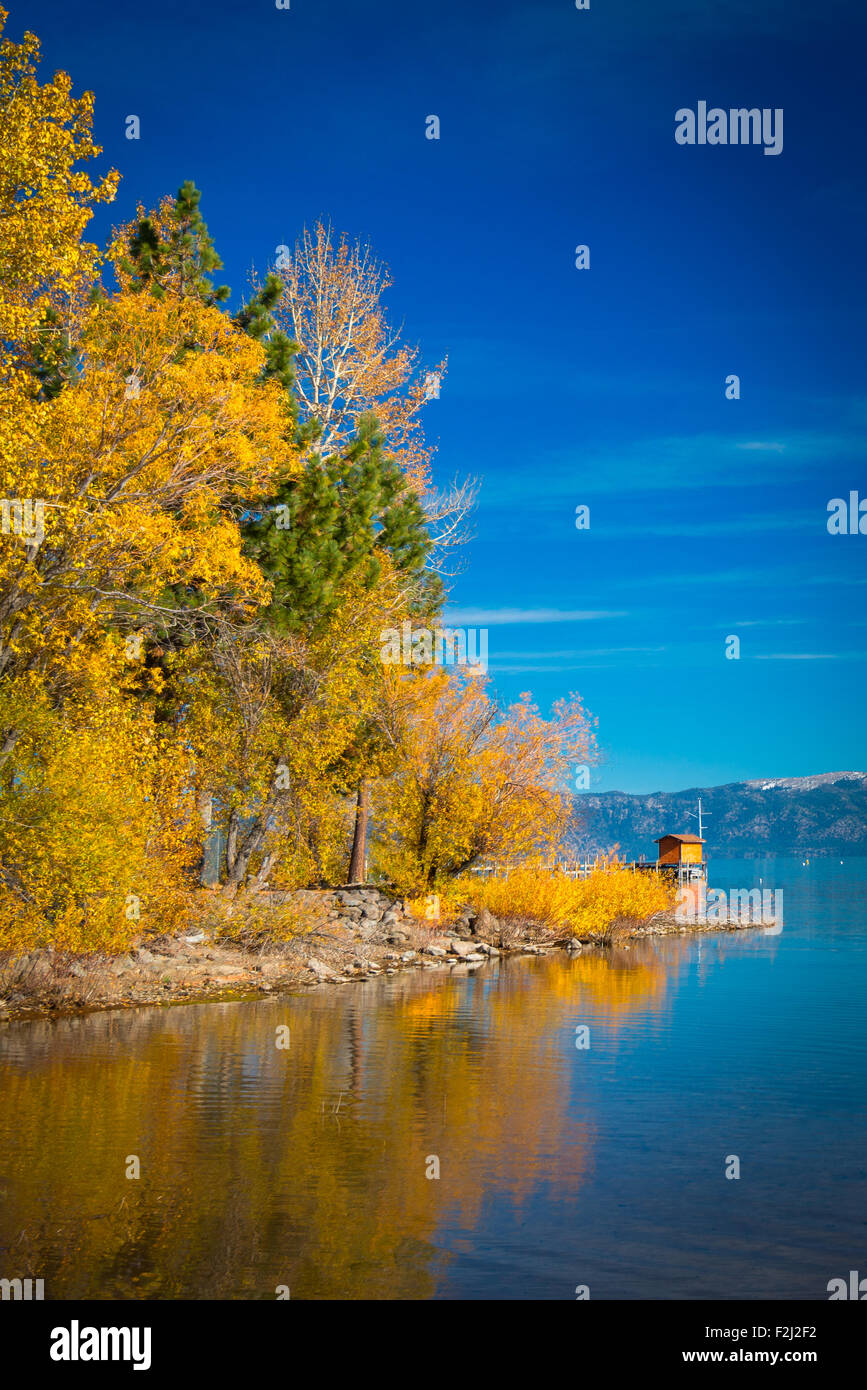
(471, 858, 707, 884)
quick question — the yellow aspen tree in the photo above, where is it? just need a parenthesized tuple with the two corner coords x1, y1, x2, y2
(374, 669, 598, 893)
(0, 8, 118, 381)
(270, 222, 476, 572)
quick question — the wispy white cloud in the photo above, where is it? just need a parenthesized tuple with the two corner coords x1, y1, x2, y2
(732, 618, 806, 627)
(486, 429, 866, 501)
(489, 663, 618, 674)
(577, 511, 816, 539)
(491, 646, 667, 658)
(605, 566, 867, 592)
(442, 607, 628, 625)
(752, 652, 864, 661)
(736, 441, 786, 453)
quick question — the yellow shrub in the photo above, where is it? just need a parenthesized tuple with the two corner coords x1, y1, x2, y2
(448, 864, 675, 938)
(0, 651, 198, 955)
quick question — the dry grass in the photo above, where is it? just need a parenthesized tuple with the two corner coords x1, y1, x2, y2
(0, 949, 115, 1010)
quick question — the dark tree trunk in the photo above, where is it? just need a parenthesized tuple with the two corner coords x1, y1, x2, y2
(348, 779, 370, 884)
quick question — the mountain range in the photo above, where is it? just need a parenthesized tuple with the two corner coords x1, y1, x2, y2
(567, 772, 867, 860)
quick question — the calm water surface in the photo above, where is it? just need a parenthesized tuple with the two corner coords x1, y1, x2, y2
(1, 857, 865, 1299)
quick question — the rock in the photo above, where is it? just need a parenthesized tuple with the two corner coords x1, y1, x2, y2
(447, 939, 480, 959)
(69, 963, 87, 978)
(381, 910, 400, 927)
(182, 931, 205, 945)
(477, 943, 499, 956)
(134, 948, 157, 964)
(422, 945, 447, 958)
(400, 950, 416, 962)
(306, 957, 332, 979)
(337, 891, 369, 908)
(474, 907, 498, 935)
(387, 930, 409, 945)
(384, 951, 399, 962)
(464, 953, 486, 963)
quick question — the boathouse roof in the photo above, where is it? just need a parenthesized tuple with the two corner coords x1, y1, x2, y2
(654, 833, 705, 844)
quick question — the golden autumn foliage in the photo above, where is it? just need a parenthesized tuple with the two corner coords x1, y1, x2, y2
(0, 8, 118, 380)
(0, 644, 197, 952)
(0, 21, 295, 948)
(0, 290, 294, 690)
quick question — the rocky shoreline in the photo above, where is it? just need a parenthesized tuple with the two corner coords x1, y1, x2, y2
(0, 884, 764, 1023)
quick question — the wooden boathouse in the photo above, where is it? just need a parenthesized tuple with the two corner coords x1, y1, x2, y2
(644, 832, 706, 887)
(655, 832, 704, 865)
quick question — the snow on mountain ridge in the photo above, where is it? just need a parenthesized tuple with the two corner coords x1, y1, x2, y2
(743, 772, 867, 792)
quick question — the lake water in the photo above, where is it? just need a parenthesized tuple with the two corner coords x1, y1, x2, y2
(1, 856, 865, 1300)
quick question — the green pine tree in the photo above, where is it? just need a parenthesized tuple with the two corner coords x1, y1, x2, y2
(28, 307, 77, 400)
(246, 412, 442, 637)
(232, 271, 301, 429)
(121, 180, 229, 305)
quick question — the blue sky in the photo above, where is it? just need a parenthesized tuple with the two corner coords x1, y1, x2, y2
(17, 0, 867, 792)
